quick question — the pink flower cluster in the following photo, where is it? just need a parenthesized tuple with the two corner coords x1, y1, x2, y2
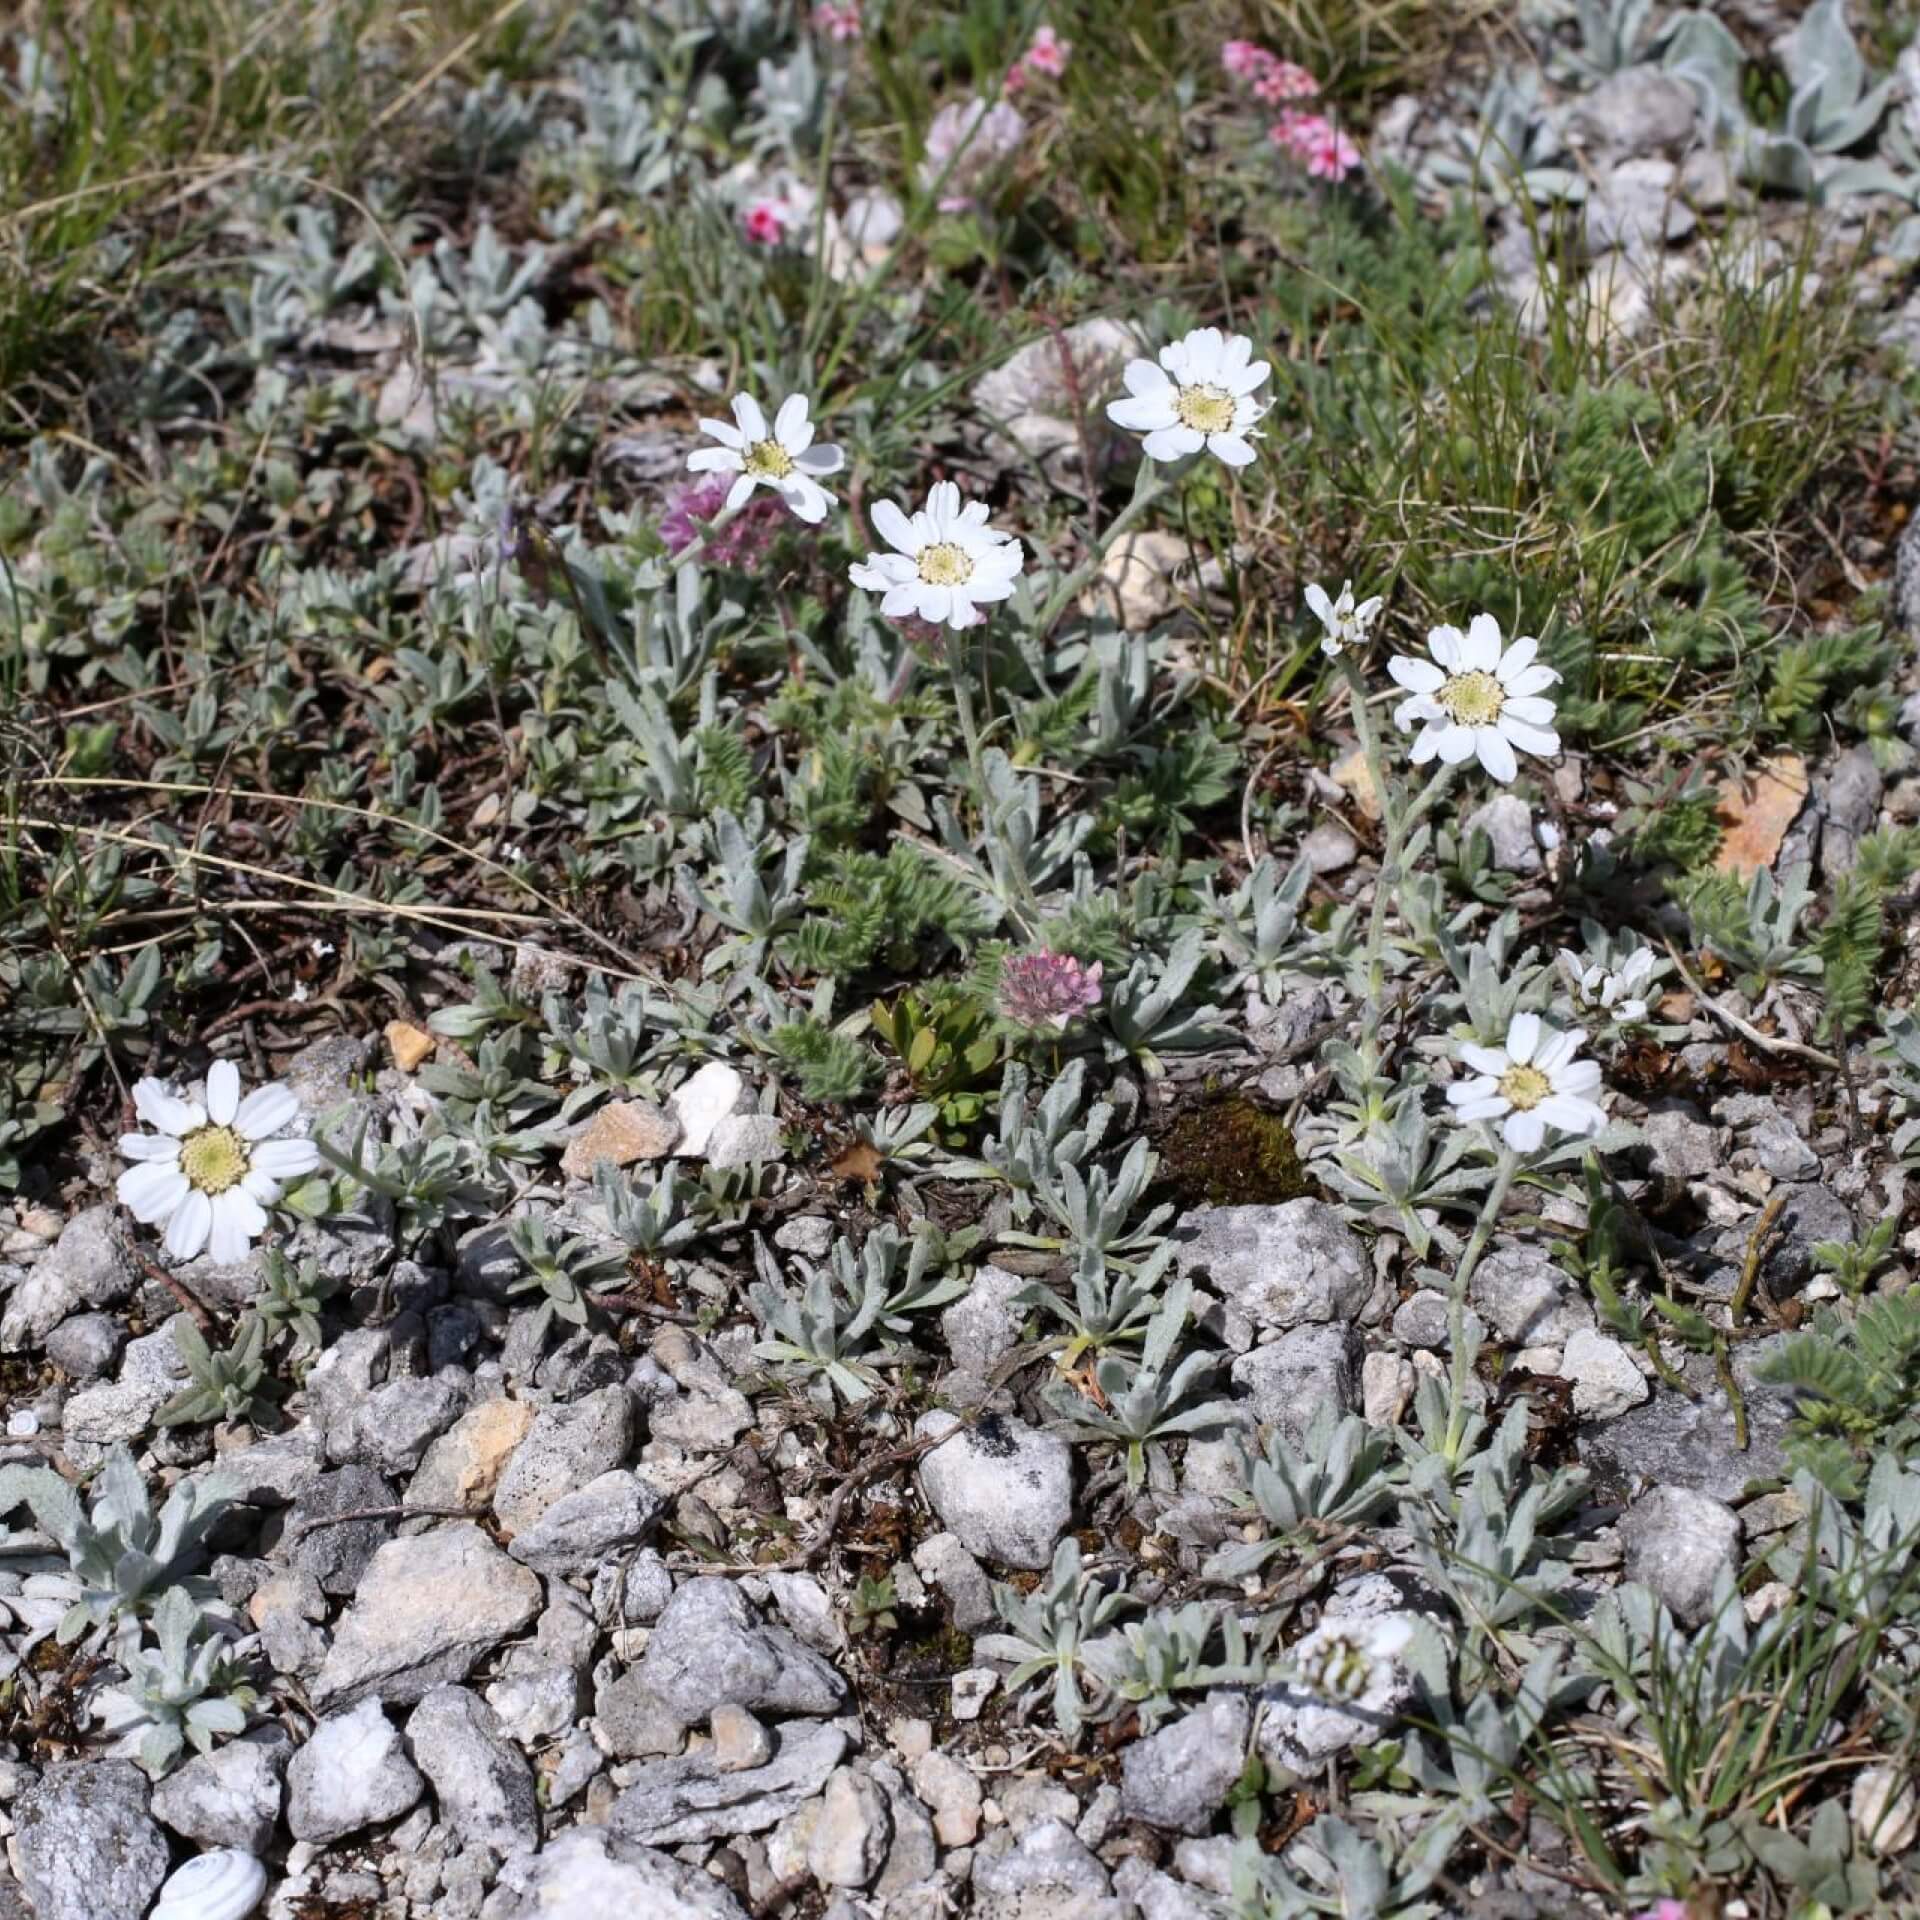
(1006, 24, 1071, 92)
(1221, 41, 1318, 102)
(813, 0, 862, 41)
(659, 476, 786, 569)
(1634, 1905, 1687, 1920)
(1269, 110, 1362, 180)
(999, 950, 1104, 1032)
(742, 199, 797, 246)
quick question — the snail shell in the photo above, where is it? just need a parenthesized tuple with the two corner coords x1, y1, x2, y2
(150, 1849, 268, 1920)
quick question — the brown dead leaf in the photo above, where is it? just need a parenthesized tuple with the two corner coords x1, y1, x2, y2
(1330, 744, 1382, 821)
(830, 1141, 885, 1184)
(384, 1020, 435, 1072)
(1713, 754, 1808, 876)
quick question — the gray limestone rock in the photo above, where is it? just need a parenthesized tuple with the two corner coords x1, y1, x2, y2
(406, 1684, 540, 1856)
(1620, 1484, 1743, 1626)
(1175, 1201, 1371, 1331)
(286, 1698, 426, 1843)
(609, 1720, 850, 1846)
(914, 1410, 1073, 1571)
(15, 1761, 169, 1920)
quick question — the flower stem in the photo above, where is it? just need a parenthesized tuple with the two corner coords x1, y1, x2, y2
(1443, 1145, 1521, 1461)
(947, 639, 1040, 935)
(1362, 759, 1456, 1001)
(1035, 459, 1167, 635)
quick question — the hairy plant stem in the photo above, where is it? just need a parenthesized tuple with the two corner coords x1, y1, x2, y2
(1444, 1145, 1521, 1461)
(1035, 459, 1168, 635)
(1363, 755, 1458, 1003)
(947, 640, 1041, 936)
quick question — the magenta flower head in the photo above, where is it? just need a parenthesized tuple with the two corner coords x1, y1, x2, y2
(1634, 1905, 1688, 1920)
(658, 476, 785, 569)
(999, 950, 1103, 1032)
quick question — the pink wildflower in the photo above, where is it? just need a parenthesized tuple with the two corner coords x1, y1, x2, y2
(742, 200, 793, 246)
(999, 951, 1104, 1033)
(658, 476, 785, 570)
(1297, 117, 1361, 180)
(1221, 40, 1269, 79)
(1005, 59, 1029, 94)
(1633, 1906, 1687, 1920)
(813, 0, 862, 40)
(1022, 25, 1071, 78)
(1252, 58, 1319, 104)
(1270, 111, 1360, 180)
(1267, 110, 1315, 153)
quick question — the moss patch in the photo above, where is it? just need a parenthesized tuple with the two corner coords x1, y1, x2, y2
(1154, 1095, 1309, 1210)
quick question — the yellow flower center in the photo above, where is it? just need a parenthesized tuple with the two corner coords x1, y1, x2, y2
(1439, 669, 1505, 728)
(918, 541, 974, 586)
(1497, 1064, 1551, 1112)
(179, 1125, 249, 1195)
(1174, 383, 1237, 435)
(743, 438, 794, 479)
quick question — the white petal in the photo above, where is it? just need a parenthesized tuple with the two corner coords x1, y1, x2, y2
(1538, 1093, 1603, 1134)
(1534, 1028, 1580, 1073)
(1451, 1092, 1512, 1121)
(780, 475, 830, 524)
(235, 1083, 300, 1141)
(1462, 613, 1504, 671)
(1227, 358, 1272, 397)
(794, 442, 844, 475)
(1504, 1110, 1547, 1153)
(250, 1138, 320, 1180)
(1459, 1044, 1510, 1078)
(1142, 424, 1204, 461)
(1504, 664, 1560, 697)
(205, 1060, 241, 1127)
(917, 584, 953, 626)
(134, 1080, 204, 1138)
(120, 1133, 182, 1163)
(1503, 695, 1558, 726)
(1121, 358, 1172, 397)
(208, 1190, 266, 1265)
(696, 415, 744, 449)
(1507, 1011, 1542, 1065)
(773, 392, 809, 447)
(724, 473, 757, 512)
(1475, 728, 1518, 784)
(967, 572, 1018, 604)
(119, 1162, 189, 1224)
(1107, 393, 1180, 433)
(1207, 432, 1257, 468)
(925, 481, 961, 531)
(1407, 723, 1441, 764)
(686, 447, 744, 474)
(1388, 656, 1445, 694)
(242, 1170, 284, 1205)
(1496, 634, 1538, 681)
(165, 1190, 213, 1261)
(879, 582, 922, 617)
(1304, 583, 1333, 627)
(732, 393, 768, 440)
(871, 499, 919, 555)
(1553, 1059, 1603, 1094)
(1427, 625, 1463, 671)
(1500, 717, 1560, 758)
(1435, 724, 1478, 765)
(1182, 326, 1226, 379)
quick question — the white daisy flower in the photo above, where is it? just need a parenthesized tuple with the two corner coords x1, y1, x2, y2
(116, 1064, 321, 1264)
(1105, 326, 1270, 468)
(1447, 1012, 1606, 1154)
(1305, 579, 1383, 658)
(1557, 946, 1656, 1025)
(847, 480, 1024, 630)
(686, 392, 845, 526)
(1387, 613, 1560, 785)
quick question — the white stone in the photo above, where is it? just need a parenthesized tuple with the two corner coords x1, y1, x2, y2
(951, 1669, 998, 1722)
(668, 1063, 751, 1158)
(1562, 1328, 1649, 1419)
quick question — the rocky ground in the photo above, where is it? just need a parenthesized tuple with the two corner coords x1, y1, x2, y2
(7, 1, 1920, 1918)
